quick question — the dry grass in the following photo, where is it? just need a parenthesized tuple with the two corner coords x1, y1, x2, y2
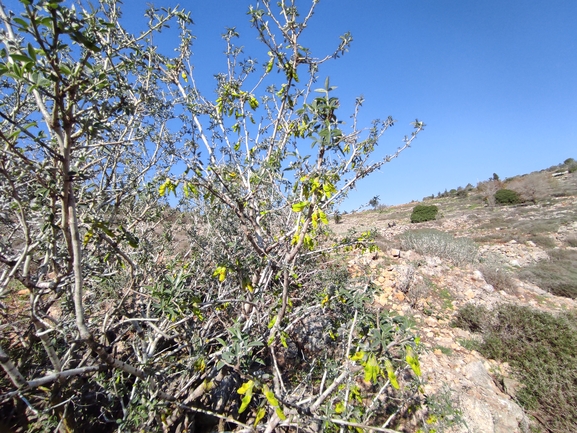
(518, 249, 577, 299)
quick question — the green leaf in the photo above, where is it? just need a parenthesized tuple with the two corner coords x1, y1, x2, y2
(267, 316, 276, 329)
(27, 43, 37, 61)
(249, 96, 259, 110)
(9, 53, 33, 64)
(13, 18, 29, 29)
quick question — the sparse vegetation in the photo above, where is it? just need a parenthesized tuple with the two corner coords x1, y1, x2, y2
(518, 249, 577, 299)
(479, 261, 516, 293)
(400, 229, 478, 266)
(563, 158, 577, 173)
(529, 235, 556, 249)
(453, 303, 577, 433)
(506, 172, 554, 204)
(417, 386, 465, 433)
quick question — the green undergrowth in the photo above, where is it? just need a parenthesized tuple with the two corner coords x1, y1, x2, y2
(452, 303, 577, 433)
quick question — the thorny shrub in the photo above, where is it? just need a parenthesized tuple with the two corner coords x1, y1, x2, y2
(0, 1, 426, 431)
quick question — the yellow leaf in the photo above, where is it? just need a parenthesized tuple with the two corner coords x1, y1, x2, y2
(242, 277, 254, 293)
(275, 407, 286, 421)
(334, 401, 345, 414)
(322, 182, 337, 198)
(181, 71, 188, 82)
(311, 211, 319, 229)
(254, 407, 266, 426)
(263, 385, 279, 407)
(237, 380, 254, 395)
(350, 351, 365, 361)
(212, 266, 227, 282)
(238, 380, 255, 414)
(405, 346, 421, 377)
(291, 201, 309, 212)
(83, 230, 93, 246)
(363, 353, 380, 383)
(385, 359, 400, 389)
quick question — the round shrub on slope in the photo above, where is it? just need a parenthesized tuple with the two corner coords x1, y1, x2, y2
(410, 204, 438, 223)
(494, 188, 521, 205)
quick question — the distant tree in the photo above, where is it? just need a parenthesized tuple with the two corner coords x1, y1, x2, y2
(368, 195, 381, 209)
(477, 179, 502, 208)
(507, 172, 553, 204)
(456, 189, 468, 198)
(333, 210, 343, 223)
(492, 173, 500, 181)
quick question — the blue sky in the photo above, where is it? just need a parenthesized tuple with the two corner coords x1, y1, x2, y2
(4, 0, 576, 209)
(182, 0, 577, 209)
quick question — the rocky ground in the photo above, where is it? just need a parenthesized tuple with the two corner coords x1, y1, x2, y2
(331, 171, 577, 433)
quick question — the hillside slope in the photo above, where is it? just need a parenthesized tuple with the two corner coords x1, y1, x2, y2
(332, 168, 577, 432)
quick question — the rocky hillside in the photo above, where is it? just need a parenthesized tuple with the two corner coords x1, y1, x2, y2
(331, 168, 577, 433)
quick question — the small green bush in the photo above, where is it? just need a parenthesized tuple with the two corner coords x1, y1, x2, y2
(410, 204, 438, 223)
(494, 189, 521, 205)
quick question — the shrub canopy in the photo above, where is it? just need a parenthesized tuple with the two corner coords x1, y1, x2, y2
(0, 1, 425, 431)
(410, 204, 439, 223)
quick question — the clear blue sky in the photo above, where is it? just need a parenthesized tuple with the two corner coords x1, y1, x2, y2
(4, 0, 577, 209)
